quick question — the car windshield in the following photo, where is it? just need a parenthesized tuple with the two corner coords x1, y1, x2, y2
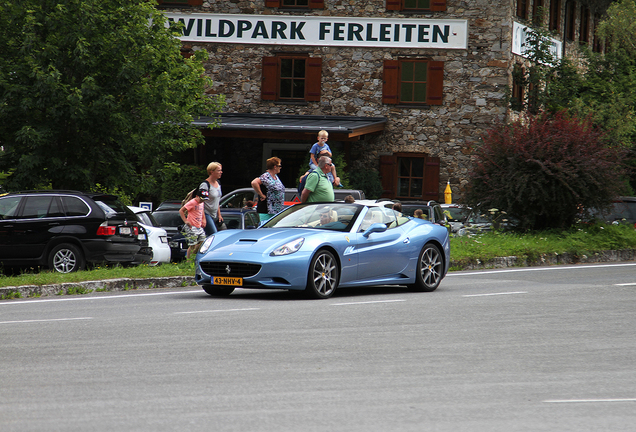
(94, 196, 134, 218)
(262, 203, 361, 231)
(152, 211, 183, 227)
(444, 207, 470, 222)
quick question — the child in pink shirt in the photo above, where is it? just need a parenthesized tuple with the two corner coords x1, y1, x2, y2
(179, 189, 209, 258)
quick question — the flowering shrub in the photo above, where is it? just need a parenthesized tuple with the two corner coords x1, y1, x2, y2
(466, 112, 629, 230)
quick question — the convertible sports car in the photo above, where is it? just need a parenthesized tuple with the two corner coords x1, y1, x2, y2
(195, 202, 450, 299)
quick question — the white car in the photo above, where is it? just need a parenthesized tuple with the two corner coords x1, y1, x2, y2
(128, 206, 171, 266)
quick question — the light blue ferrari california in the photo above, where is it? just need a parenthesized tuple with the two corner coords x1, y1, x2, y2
(195, 202, 450, 299)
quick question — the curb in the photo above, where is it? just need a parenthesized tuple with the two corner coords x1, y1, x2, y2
(450, 249, 636, 270)
(2, 249, 635, 300)
(0, 276, 197, 300)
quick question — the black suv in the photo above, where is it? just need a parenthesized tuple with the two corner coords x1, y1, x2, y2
(0, 191, 151, 273)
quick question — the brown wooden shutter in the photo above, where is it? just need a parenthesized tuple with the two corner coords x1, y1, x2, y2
(385, 0, 401, 10)
(308, 0, 325, 8)
(189, 0, 203, 5)
(261, 57, 278, 101)
(379, 155, 398, 199)
(426, 61, 444, 106)
(423, 156, 441, 201)
(265, 0, 280, 7)
(305, 57, 322, 102)
(431, 0, 447, 11)
(382, 60, 399, 105)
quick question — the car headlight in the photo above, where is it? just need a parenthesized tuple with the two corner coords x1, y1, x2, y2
(270, 238, 304, 256)
(199, 236, 215, 254)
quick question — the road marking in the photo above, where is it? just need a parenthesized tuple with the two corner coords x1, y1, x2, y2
(332, 299, 406, 306)
(544, 398, 636, 403)
(615, 282, 636, 286)
(0, 290, 202, 306)
(0, 317, 93, 325)
(463, 291, 527, 297)
(449, 262, 636, 276)
(175, 308, 260, 314)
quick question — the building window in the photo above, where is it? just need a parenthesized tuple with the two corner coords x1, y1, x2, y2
(379, 153, 441, 201)
(385, 0, 447, 12)
(579, 6, 590, 45)
(265, 0, 324, 8)
(532, 0, 545, 26)
(517, 0, 529, 20)
(156, 0, 202, 6)
(549, 0, 561, 31)
(261, 56, 322, 102)
(565, 1, 577, 41)
(592, 14, 602, 52)
(382, 59, 444, 106)
(511, 64, 525, 111)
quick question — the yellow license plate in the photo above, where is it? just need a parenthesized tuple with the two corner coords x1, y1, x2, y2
(213, 276, 243, 286)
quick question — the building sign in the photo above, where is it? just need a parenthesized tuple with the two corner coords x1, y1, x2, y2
(164, 13, 468, 49)
(512, 21, 562, 61)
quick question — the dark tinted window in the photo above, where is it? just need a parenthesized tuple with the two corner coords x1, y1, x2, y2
(153, 211, 184, 227)
(94, 197, 134, 217)
(0, 196, 22, 219)
(61, 196, 90, 216)
(19, 196, 64, 219)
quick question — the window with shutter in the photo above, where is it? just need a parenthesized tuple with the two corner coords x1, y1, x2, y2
(380, 153, 440, 200)
(383, 59, 444, 106)
(261, 55, 322, 102)
(157, 0, 203, 6)
(265, 0, 325, 8)
(386, 0, 446, 11)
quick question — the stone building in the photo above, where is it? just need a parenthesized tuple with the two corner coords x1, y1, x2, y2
(157, 0, 613, 202)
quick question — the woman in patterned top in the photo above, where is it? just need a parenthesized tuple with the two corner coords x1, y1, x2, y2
(251, 157, 285, 222)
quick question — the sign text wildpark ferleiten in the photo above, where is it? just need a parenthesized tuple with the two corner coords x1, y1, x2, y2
(164, 13, 468, 49)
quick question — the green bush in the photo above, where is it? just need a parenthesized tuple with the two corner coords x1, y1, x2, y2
(466, 112, 629, 231)
(349, 169, 383, 200)
(160, 164, 208, 203)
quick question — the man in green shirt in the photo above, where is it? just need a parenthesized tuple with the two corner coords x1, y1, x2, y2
(301, 156, 335, 203)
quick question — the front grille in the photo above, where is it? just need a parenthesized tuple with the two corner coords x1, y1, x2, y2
(200, 262, 261, 278)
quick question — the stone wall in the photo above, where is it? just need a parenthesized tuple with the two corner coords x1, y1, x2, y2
(169, 0, 515, 200)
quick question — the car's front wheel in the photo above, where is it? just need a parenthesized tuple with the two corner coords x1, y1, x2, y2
(408, 243, 443, 292)
(306, 249, 339, 299)
(202, 284, 235, 297)
(48, 243, 85, 273)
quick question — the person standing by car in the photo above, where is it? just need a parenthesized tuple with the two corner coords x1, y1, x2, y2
(199, 162, 224, 235)
(301, 156, 335, 203)
(179, 189, 209, 259)
(251, 157, 285, 222)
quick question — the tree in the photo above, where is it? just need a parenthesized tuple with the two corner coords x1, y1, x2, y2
(466, 112, 629, 231)
(0, 0, 224, 197)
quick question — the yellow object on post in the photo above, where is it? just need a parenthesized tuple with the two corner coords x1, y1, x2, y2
(444, 181, 452, 204)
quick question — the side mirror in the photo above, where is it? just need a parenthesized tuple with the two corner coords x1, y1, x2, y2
(363, 223, 387, 238)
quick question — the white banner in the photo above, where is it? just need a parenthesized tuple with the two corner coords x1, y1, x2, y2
(512, 21, 562, 61)
(164, 13, 468, 49)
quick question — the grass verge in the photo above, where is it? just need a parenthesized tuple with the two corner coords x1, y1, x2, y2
(1, 223, 635, 289)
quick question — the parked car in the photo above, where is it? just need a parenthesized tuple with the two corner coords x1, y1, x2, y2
(194, 202, 450, 298)
(457, 209, 519, 236)
(589, 197, 636, 228)
(0, 190, 151, 273)
(128, 206, 171, 266)
(380, 200, 450, 231)
(441, 203, 472, 233)
(219, 187, 366, 209)
(221, 207, 260, 230)
(151, 207, 188, 262)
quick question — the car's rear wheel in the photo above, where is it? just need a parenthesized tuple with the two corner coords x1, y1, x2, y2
(202, 284, 235, 297)
(408, 243, 443, 292)
(306, 250, 339, 299)
(48, 243, 85, 273)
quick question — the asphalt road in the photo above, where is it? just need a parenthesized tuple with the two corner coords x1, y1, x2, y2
(1, 262, 636, 432)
